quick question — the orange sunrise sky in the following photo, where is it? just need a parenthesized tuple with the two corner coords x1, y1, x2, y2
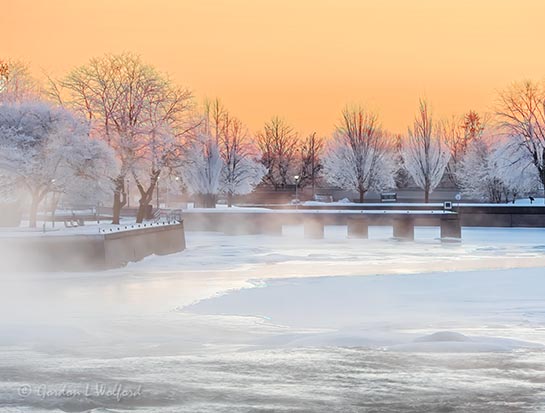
(2, 0, 545, 136)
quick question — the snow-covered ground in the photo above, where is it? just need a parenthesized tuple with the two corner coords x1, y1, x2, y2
(302, 197, 545, 207)
(0, 219, 178, 237)
(0, 226, 545, 411)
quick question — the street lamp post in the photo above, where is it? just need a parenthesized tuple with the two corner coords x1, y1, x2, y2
(96, 201, 101, 224)
(156, 176, 160, 209)
(50, 179, 56, 228)
(169, 176, 180, 209)
(294, 175, 300, 211)
(126, 179, 130, 208)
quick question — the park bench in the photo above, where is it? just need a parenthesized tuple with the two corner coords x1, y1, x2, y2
(381, 192, 397, 202)
(63, 220, 78, 228)
(314, 194, 333, 203)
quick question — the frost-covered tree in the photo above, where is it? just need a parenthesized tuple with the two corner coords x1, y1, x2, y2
(442, 110, 485, 187)
(496, 80, 545, 200)
(218, 113, 266, 207)
(403, 100, 450, 203)
(52, 53, 193, 223)
(182, 99, 265, 207)
(457, 137, 506, 203)
(130, 86, 193, 222)
(0, 61, 6, 89)
(257, 117, 299, 189)
(178, 102, 224, 208)
(392, 134, 411, 189)
(457, 132, 538, 203)
(323, 106, 395, 202)
(0, 59, 39, 103)
(493, 136, 540, 201)
(180, 134, 224, 208)
(297, 132, 324, 193)
(0, 102, 118, 227)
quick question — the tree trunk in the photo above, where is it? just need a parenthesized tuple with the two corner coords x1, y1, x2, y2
(112, 191, 121, 224)
(227, 193, 233, 208)
(51, 207, 56, 228)
(29, 196, 40, 228)
(136, 197, 148, 223)
(134, 174, 158, 224)
(201, 194, 217, 208)
(50, 194, 60, 228)
(112, 177, 127, 225)
(540, 168, 545, 205)
(207, 194, 217, 208)
(359, 190, 365, 203)
(424, 182, 430, 203)
(135, 194, 153, 223)
(136, 202, 147, 223)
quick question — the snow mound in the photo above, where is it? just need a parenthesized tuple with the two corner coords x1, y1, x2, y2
(387, 331, 543, 353)
(414, 331, 470, 342)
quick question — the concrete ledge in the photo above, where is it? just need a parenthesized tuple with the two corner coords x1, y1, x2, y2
(235, 205, 545, 228)
(183, 206, 545, 237)
(103, 223, 186, 268)
(0, 222, 186, 272)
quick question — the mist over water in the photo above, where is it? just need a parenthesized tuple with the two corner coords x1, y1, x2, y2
(1, 226, 545, 412)
(2, 347, 544, 413)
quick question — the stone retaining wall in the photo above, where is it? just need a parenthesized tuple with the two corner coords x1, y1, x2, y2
(0, 222, 185, 272)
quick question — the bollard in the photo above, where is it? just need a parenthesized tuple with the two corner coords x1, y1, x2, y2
(440, 216, 462, 240)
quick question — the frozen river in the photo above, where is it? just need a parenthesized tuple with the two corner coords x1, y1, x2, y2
(1, 226, 545, 412)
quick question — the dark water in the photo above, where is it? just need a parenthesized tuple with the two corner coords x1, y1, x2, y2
(1, 347, 544, 412)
